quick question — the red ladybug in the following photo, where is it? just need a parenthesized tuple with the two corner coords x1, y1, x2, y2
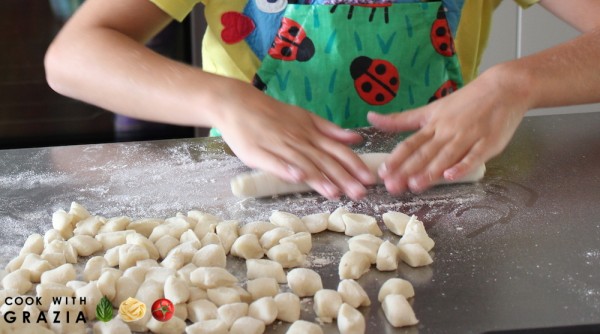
(430, 5, 455, 57)
(268, 18, 315, 62)
(428, 80, 458, 102)
(350, 56, 399, 105)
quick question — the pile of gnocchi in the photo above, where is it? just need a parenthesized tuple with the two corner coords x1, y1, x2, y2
(0, 202, 434, 334)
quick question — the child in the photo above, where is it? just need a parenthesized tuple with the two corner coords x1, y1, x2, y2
(45, 0, 600, 199)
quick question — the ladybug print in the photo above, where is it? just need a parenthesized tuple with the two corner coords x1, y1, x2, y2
(428, 80, 458, 103)
(350, 56, 399, 105)
(268, 18, 315, 62)
(430, 5, 455, 57)
(252, 73, 267, 91)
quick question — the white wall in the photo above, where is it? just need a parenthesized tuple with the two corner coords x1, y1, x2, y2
(479, 1, 600, 116)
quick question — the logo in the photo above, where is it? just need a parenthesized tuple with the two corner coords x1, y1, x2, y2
(151, 298, 174, 322)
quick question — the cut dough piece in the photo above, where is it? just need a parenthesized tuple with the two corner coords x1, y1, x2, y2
(287, 320, 323, 334)
(192, 244, 227, 268)
(246, 277, 279, 300)
(381, 294, 419, 327)
(338, 251, 370, 280)
(3, 268, 32, 294)
(246, 259, 287, 283)
(397, 243, 433, 267)
(230, 234, 264, 260)
(376, 240, 400, 271)
(287, 268, 322, 297)
(185, 319, 228, 334)
(279, 232, 312, 254)
(239, 221, 277, 238)
(313, 289, 343, 323)
(348, 234, 383, 264)
(217, 302, 248, 329)
(337, 303, 365, 334)
(300, 212, 330, 234)
(248, 296, 277, 325)
(190, 267, 238, 289)
(328, 207, 349, 233)
(231, 153, 485, 198)
(269, 211, 308, 233)
(398, 215, 435, 251)
(207, 287, 242, 306)
(266, 242, 306, 268)
(187, 299, 218, 322)
(382, 211, 411, 236)
(342, 213, 382, 237)
(378, 278, 415, 302)
(337, 279, 370, 308)
(273, 292, 300, 323)
(229, 316, 265, 334)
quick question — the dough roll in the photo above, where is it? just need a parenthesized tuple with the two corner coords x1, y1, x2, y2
(230, 153, 485, 198)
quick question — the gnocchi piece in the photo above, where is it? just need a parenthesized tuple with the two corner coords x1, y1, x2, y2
(397, 243, 433, 267)
(398, 215, 435, 251)
(259, 227, 294, 250)
(191, 215, 219, 240)
(337, 303, 365, 334)
(187, 299, 218, 322)
(273, 292, 300, 323)
(248, 296, 278, 325)
(41, 252, 67, 268)
(378, 278, 415, 302)
(119, 244, 150, 271)
(287, 268, 322, 297)
(164, 275, 190, 304)
(190, 267, 238, 289)
(266, 243, 306, 268)
(44, 240, 77, 264)
(96, 231, 135, 251)
(73, 215, 103, 236)
(338, 251, 371, 280)
(376, 240, 400, 271)
(347, 234, 383, 264)
(5, 253, 27, 273)
(68, 201, 91, 222)
(97, 268, 122, 301)
(137, 259, 160, 268)
(192, 244, 226, 268)
(313, 289, 343, 323)
(230, 234, 264, 260)
(300, 212, 330, 234)
(19, 233, 44, 256)
(217, 302, 248, 328)
(269, 211, 308, 233)
(229, 316, 265, 334)
(66, 280, 88, 290)
(36, 283, 74, 311)
(126, 218, 163, 238)
(239, 221, 277, 238)
(174, 302, 188, 320)
(40, 263, 76, 285)
(246, 277, 279, 300)
(130, 279, 165, 332)
(327, 207, 349, 232)
(146, 316, 186, 334)
(381, 294, 419, 327)
(114, 276, 141, 307)
(20, 254, 52, 282)
(207, 286, 242, 306)
(176, 263, 198, 285)
(75, 281, 103, 320)
(68, 235, 103, 256)
(279, 232, 312, 254)
(145, 267, 176, 284)
(180, 229, 202, 245)
(200, 232, 223, 247)
(342, 213, 382, 237)
(154, 235, 180, 259)
(215, 220, 239, 254)
(149, 217, 190, 242)
(185, 319, 228, 334)
(97, 216, 131, 233)
(337, 279, 370, 308)
(122, 266, 148, 286)
(174, 212, 198, 229)
(382, 211, 411, 236)
(43, 229, 64, 246)
(93, 317, 132, 334)
(187, 210, 221, 227)
(48, 300, 86, 333)
(232, 286, 253, 304)
(286, 320, 323, 334)
(160, 250, 186, 270)
(168, 241, 200, 263)
(246, 259, 287, 283)
(52, 209, 74, 239)
(126, 233, 160, 260)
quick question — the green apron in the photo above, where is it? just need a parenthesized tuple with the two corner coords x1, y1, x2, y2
(253, 1, 463, 129)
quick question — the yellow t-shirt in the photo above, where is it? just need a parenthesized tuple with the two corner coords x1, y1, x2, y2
(151, 0, 539, 84)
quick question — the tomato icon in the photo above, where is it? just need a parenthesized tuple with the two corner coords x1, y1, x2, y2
(151, 298, 175, 322)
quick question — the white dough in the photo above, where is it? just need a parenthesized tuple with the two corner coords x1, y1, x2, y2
(215, 220, 239, 254)
(114, 276, 140, 307)
(19, 233, 44, 256)
(185, 319, 228, 334)
(75, 281, 103, 320)
(126, 218, 163, 238)
(97, 216, 131, 233)
(337, 303, 365, 334)
(300, 212, 330, 234)
(266, 242, 306, 268)
(52, 209, 74, 239)
(41, 251, 67, 268)
(217, 302, 248, 328)
(155, 235, 180, 259)
(231, 153, 485, 198)
(36, 282, 74, 311)
(246, 259, 287, 283)
(47, 300, 86, 333)
(273, 292, 300, 323)
(246, 277, 279, 300)
(348, 234, 383, 264)
(192, 244, 227, 268)
(269, 211, 308, 233)
(287, 320, 323, 334)
(382, 211, 411, 236)
(176, 263, 198, 285)
(248, 296, 278, 325)
(207, 286, 242, 306)
(200, 232, 223, 248)
(180, 229, 202, 245)
(342, 213, 382, 237)
(313, 289, 343, 323)
(398, 215, 435, 251)
(338, 251, 371, 280)
(238, 221, 277, 238)
(376, 240, 400, 271)
(190, 267, 238, 289)
(328, 207, 349, 232)
(68, 201, 91, 222)
(397, 243, 433, 267)
(126, 233, 160, 260)
(279, 232, 312, 254)
(40, 263, 76, 285)
(187, 299, 218, 322)
(97, 268, 122, 301)
(96, 231, 135, 251)
(68, 234, 103, 256)
(287, 268, 322, 297)
(381, 294, 419, 327)
(164, 275, 190, 304)
(2, 268, 32, 294)
(230, 234, 264, 260)
(337, 279, 370, 308)
(378, 278, 415, 302)
(229, 316, 265, 334)
(73, 215, 103, 236)
(259, 227, 294, 250)
(93, 317, 132, 334)
(118, 244, 150, 271)
(146, 316, 186, 334)
(145, 267, 176, 284)
(20, 254, 52, 283)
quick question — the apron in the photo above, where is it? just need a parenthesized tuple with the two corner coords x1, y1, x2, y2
(249, 0, 464, 129)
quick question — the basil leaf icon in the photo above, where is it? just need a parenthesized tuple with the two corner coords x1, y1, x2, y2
(96, 295, 114, 322)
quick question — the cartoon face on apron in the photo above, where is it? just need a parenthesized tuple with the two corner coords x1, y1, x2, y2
(221, 0, 464, 129)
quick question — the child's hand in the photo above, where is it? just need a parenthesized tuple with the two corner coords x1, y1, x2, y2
(213, 80, 376, 200)
(368, 66, 528, 194)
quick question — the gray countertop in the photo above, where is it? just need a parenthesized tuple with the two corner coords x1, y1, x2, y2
(1, 113, 599, 333)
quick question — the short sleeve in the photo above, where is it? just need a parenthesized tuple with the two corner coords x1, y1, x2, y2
(515, 0, 540, 8)
(150, 0, 203, 22)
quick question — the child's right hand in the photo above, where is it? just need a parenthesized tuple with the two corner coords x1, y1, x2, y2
(211, 79, 376, 201)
